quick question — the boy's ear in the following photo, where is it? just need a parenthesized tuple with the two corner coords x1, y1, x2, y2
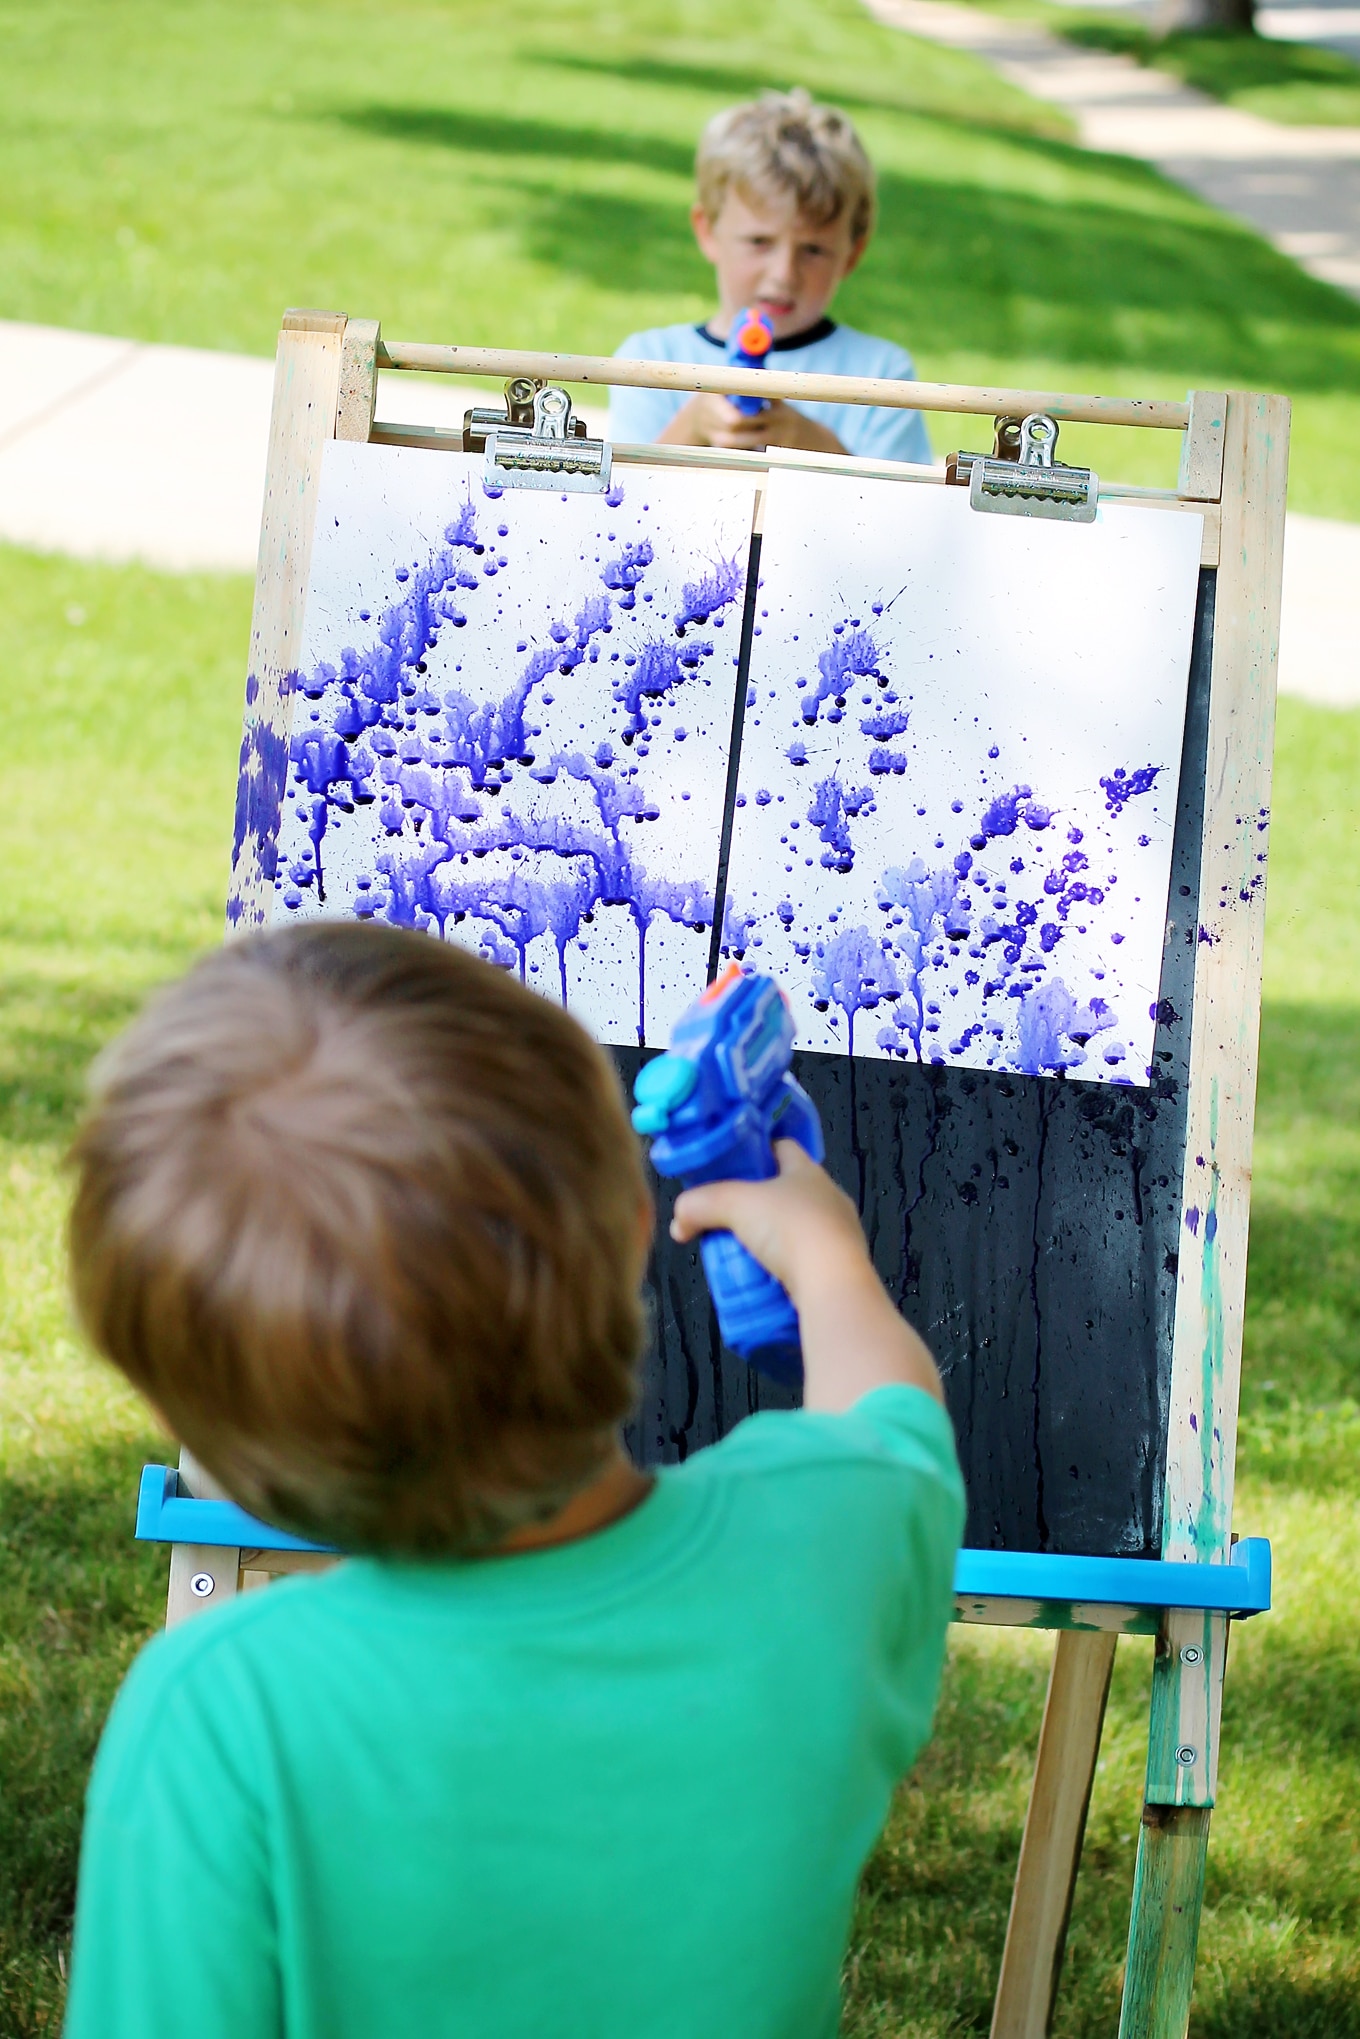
(691, 201, 721, 263)
(841, 236, 869, 281)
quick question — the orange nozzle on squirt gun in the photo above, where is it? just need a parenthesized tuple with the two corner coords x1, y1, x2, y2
(725, 309, 775, 417)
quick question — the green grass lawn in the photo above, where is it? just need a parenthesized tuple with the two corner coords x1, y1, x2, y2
(1, 529, 1358, 2036)
(3, 0, 1360, 516)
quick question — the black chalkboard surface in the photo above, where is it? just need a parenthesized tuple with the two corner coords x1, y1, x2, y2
(622, 569, 1216, 1562)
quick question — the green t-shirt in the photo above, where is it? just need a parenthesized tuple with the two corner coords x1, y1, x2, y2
(66, 1386, 963, 2039)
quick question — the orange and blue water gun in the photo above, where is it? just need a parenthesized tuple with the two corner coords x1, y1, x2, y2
(725, 309, 775, 417)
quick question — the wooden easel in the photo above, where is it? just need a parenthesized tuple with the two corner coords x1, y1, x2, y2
(141, 310, 1287, 2039)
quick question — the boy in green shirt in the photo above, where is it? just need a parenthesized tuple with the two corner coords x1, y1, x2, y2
(64, 924, 963, 2039)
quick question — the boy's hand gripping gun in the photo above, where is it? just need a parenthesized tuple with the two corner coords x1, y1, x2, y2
(631, 965, 824, 1388)
(725, 308, 775, 417)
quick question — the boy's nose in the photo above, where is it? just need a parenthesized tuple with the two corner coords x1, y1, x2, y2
(764, 241, 800, 291)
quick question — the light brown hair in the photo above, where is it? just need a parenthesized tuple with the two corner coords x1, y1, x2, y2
(696, 88, 876, 245)
(67, 924, 650, 1556)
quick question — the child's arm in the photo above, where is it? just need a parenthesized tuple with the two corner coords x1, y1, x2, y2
(670, 1141, 942, 1414)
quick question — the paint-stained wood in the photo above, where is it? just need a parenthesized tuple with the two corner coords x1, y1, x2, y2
(1113, 1610, 1228, 2032)
(227, 310, 347, 934)
(1162, 394, 1289, 1565)
(1117, 1805, 1212, 2039)
(991, 1630, 1118, 2038)
(954, 1597, 1157, 1634)
(1145, 1608, 1229, 1807)
(1178, 391, 1228, 503)
(336, 317, 380, 443)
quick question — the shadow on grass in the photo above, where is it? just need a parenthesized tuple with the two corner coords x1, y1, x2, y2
(337, 102, 696, 180)
(0, 975, 151, 1147)
(329, 87, 1360, 389)
(0, 1437, 166, 2036)
(848, 1632, 1140, 2035)
(1197, 1972, 1360, 2039)
(508, 181, 713, 300)
(526, 49, 1068, 135)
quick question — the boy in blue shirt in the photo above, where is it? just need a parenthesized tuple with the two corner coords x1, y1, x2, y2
(611, 88, 932, 465)
(63, 924, 962, 2038)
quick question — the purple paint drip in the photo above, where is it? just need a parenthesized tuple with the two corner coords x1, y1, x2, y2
(808, 773, 875, 873)
(674, 553, 744, 631)
(811, 926, 902, 1055)
(280, 483, 737, 1042)
(799, 628, 888, 725)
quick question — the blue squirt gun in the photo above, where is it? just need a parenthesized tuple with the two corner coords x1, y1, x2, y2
(725, 308, 775, 417)
(631, 965, 824, 1389)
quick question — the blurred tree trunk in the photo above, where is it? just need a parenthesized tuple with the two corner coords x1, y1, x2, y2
(1153, 0, 1254, 32)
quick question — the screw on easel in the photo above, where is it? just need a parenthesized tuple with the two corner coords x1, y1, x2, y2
(1180, 1644, 1203, 1665)
(1175, 1744, 1197, 1766)
(189, 1572, 216, 1598)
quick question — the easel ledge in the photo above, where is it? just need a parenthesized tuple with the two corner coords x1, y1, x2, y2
(206, 310, 1289, 2039)
(135, 1463, 1271, 1632)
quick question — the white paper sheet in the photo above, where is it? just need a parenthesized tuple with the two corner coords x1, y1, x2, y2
(724, 473, 1203, 1084)
(278, 444, 756, 1046)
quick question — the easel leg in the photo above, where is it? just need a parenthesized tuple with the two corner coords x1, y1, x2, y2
(1117, 1609, 1229, 2039)
(1118, 1805, 1211, 2037)
(991, 1627, 1117, 2039)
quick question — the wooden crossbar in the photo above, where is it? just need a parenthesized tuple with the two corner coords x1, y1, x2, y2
(373, 338, 1191, 431)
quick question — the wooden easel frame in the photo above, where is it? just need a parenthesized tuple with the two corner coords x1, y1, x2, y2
(162, 311, 1288, 2039)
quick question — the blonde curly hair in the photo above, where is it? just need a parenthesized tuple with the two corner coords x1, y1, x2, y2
(695, 88, 876, 244)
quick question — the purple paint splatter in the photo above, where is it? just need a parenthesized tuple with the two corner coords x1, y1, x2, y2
(274, 483, 745, 1042)
(1100, 764, 1162, 814)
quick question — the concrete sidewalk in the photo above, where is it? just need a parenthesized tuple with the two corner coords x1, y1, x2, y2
(0, 319, 610, 573)
(1257, 0, 1360, 64)
(0, 317, 1353, 704)
(867, 0, 1360, 297)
